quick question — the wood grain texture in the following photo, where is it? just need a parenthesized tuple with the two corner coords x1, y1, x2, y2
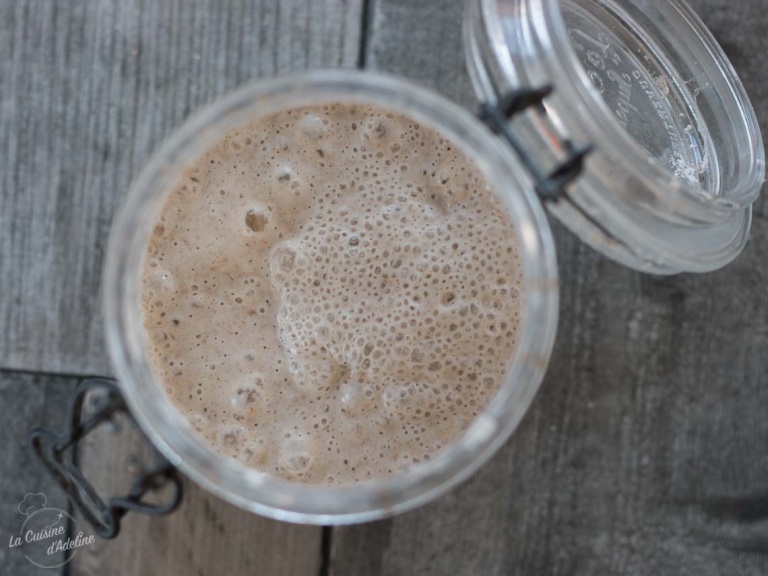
(329, 0, 768, 574)
(0, 370, 77, 576)
(0, 0, 363, 375)
(71, 405, 321, 576)
(363, 0, 474, 107)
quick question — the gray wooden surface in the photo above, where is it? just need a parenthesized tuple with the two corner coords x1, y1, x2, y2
(1, 0, 768, 575)
(0, 0, 362, 375)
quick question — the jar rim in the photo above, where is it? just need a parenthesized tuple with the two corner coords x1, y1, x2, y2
(103, 69, 560, 524)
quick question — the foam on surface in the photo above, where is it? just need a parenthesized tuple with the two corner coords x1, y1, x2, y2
(141, 103, 523, 484)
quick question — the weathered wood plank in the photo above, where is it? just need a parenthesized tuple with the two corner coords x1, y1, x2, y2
(0, 370, 77, 575)
(0, 0, 364, 375)
(329, 0, 768, 574)
(71, 402, 322, 576)
(363, 0, 474, 107)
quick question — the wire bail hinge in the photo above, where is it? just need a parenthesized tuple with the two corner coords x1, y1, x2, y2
(29, 378, 183, 539)
(477, 86, 593, 202)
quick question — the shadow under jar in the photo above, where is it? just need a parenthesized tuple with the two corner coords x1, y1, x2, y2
(33, 0, 764, 529)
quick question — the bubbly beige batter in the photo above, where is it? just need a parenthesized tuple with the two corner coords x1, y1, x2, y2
(141, 103, 523, 485)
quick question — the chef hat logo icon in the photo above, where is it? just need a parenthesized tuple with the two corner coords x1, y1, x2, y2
(18, 493, 48, 517)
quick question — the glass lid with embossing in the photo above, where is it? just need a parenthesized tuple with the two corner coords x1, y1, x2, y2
(465, 0, 765, 274)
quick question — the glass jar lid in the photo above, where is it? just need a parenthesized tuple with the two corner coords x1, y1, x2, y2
(465, 0, 765, 273)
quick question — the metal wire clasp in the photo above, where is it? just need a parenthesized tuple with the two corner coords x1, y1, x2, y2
(477, 87, 593, 202)
(29, 378, 182, 539)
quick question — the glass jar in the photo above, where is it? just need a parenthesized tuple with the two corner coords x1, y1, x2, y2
(104, 70, 559, 524)
(95, 0, 763, 526)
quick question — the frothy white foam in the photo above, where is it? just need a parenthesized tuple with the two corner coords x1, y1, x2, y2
(141, 103, 523, 485)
